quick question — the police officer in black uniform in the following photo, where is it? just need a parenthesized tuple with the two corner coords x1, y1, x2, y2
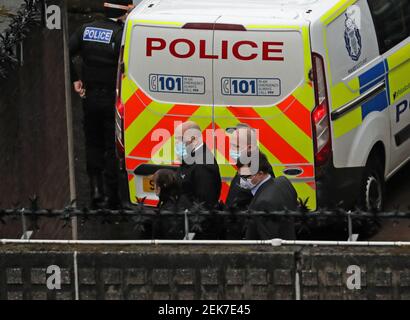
(69, 0, 133, 208)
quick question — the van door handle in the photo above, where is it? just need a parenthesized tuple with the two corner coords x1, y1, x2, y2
(331, 81, 386, 121)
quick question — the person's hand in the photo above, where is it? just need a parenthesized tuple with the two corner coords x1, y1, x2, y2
(73, 80, 86, 98)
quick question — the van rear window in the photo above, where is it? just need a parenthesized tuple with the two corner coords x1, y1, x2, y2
(368, 0, 410, 54)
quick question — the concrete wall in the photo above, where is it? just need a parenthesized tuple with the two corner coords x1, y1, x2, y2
(1, 244, 410, 300)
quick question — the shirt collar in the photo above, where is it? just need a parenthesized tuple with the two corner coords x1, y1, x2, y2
(251, 174, 271, 196)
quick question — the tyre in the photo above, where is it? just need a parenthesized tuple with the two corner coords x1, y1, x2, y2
(356, 155, 385, 239)
(360, 156, 385, 212)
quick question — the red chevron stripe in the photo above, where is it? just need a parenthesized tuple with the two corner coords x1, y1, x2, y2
(307, 182, 316, 189)
(141, 198, 158, 207)
(277, 95, 312, 138)
(125, 157, 146, 172)
(294, 165, 314, 178)
(124, 89, 150, 130)
(128, 104, 200, 159)
(227, 106, 309, 164)
(220, 182, 230, 202)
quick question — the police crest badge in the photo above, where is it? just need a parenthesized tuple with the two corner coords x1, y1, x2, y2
(344, 12, 362, 61)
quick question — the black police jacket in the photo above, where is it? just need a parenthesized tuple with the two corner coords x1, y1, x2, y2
(177, 145, 222, 210)
(69, 18, 124, 89)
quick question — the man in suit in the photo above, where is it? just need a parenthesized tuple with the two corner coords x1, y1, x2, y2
(175, 121, 222, 209)
(238, 152, 298, 240)
(226, 124, 275, 211)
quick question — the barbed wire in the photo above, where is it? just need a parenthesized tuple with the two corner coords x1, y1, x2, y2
(0, 0, 41, 79)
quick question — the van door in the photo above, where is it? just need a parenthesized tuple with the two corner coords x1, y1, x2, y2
(124, 15, 219, 204)
(367, 0, 410, 170)
(212, 17, 317, 209)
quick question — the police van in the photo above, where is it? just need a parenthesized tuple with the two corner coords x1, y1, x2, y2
(115, 0, 410, 210)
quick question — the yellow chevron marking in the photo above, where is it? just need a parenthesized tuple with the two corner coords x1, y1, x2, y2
(125, 102, 175, 156)
(122, 76, 138, 104)
(321, 0, 358, 26)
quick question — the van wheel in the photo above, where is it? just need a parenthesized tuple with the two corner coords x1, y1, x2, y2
(356, 157, 385, 239)
(360, 157, 385, 212)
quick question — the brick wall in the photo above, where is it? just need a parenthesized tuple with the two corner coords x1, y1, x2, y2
(1, 245, 410, 300)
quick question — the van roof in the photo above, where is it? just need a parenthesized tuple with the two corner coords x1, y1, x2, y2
(130, 0, 343, 24)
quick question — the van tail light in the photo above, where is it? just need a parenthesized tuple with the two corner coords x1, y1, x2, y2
(311, 53, 332, 167)
(115, 45, 125, 169)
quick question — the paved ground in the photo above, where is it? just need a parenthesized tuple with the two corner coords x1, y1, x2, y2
(0, 0, 24, 34)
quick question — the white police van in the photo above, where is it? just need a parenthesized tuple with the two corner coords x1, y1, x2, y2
(116, 0, 410, 212)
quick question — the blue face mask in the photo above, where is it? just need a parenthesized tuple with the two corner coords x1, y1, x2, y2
(175, 141, 188, 159)
(230, 150, 241, 161)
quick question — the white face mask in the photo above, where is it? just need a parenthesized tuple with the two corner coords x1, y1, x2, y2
(239, 177, 256, 190)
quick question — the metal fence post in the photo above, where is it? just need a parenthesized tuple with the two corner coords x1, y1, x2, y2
(347, 211, 353, 242)
(184, 209, 189, 240)
(20, 208, 27, 239)
(61, 0, 78, 240)
(40, 0, 47, 27)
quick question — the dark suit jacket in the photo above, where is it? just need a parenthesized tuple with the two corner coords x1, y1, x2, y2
(225, 173, 253, 211)
(177, 145, 222, 209)
(225, 164, 275, 211)
(246, 176, 297, 240)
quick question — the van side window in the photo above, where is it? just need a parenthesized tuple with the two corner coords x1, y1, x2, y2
(367, 0, 410, 54)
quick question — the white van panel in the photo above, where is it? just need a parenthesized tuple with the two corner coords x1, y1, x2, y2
(213, 29, 305, 107)
(326, 0, 379, 86)
(128, 24, 217, 106)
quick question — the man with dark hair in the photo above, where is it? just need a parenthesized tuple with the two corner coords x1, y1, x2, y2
(238, 152, 297, 240)
(69, 0, 133, 208)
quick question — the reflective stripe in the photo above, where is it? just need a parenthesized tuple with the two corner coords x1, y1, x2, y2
(123, 20, 134, 73)
(331, 81, 386, 121)
(386, 43, 410, 104)
(121, 76, 138, 104)
(320, 0, 358, 26)
(127, 104, 200, 159)
(148, 108, 212, 164)
(133, 20, 184, 27)
(125, 102, 175, 156)
(333, 107, 362, 139)
(124, 89, 150, 130)
(227, 107, 311, 164)
(276, 95, 312, 138)
(128, 175, 137, 202)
